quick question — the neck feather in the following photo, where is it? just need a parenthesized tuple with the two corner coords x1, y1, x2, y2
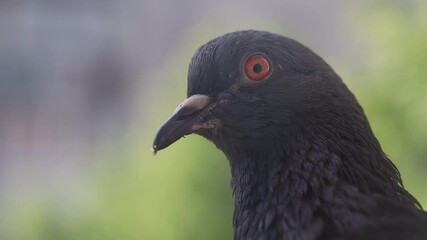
(224, 134, 417, 240)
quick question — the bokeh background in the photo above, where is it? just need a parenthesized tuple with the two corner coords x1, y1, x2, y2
(1, 0, 426, 239)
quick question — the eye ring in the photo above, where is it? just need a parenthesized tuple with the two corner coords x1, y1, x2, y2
(244, 54, 271, 81)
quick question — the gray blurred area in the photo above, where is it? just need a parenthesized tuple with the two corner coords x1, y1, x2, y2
(0, 0, 205, 197)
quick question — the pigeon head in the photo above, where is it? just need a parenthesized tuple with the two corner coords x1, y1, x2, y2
(152, 30, 423, 239)
(153, 30, 370, 157)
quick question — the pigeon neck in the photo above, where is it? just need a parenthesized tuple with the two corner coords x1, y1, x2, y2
(225, 131, 418, 239)
(226, 140, 342, 240)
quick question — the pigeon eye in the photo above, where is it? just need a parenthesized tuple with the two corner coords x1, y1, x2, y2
(244, 54, 271, 81)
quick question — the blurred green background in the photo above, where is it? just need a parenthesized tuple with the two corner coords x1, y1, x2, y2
(0, 1, 426, 239)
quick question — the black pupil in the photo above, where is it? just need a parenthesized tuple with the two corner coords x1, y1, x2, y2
(253, 63, 262, 73)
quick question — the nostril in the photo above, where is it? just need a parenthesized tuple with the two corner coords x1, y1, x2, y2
(172, 94, 210, 121)
(175, 106, 200, 121)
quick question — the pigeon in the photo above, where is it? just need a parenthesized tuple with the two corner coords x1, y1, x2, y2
(153, 30, 427, 240)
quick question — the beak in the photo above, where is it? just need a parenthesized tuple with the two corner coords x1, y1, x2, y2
(152, 94, 210, 154)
